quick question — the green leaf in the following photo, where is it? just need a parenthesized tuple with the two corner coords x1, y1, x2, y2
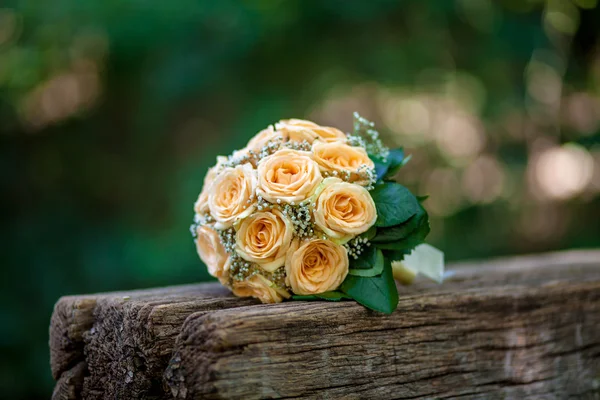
(370, 148, 409, 181)
(370, 182, 421, 227)
(316, 291, 353, 300)
(371, 215, 420, 243)
(386, 150, 409, 178)
(292, 291, 352, 301)
(360, 225, 377, 241)
(382, 249, 408, 263)
(292, 295, 319, 301)
(372, 157, 389, 181)
(349, 248, 384, 277)
(376, 213, 430, 254)
(371, 203, 427, 243)
(348, 245, 378, 269)
(341, 258, 399, 314)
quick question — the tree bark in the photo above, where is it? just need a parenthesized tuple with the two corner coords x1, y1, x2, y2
(49, 250, 600, 399)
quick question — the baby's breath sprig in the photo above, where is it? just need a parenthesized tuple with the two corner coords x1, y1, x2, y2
(256, 195, 273, 212)
(254, 136, 286, 160)
(218, 227, 237, 254)
(348, 112, 389, 161)
(346, 134, 367, 149)
(189, 219, 200, 239)
(357, 165, 377, 190)
(229, 257, 287, 291)
(269, 267, 287, 288)
(222, 136, 286, 168)
(223, 151, 253, 168)
(229, 255, 260, 282)
(282, 139, 312, 152)
(344, 235, 371, 260)
(195, 213, 214, 226)
(322, 169, 352, 181)
(321, 165, 376, 189)
(189, 213, 214, 238)
(279, 199, 316, 239)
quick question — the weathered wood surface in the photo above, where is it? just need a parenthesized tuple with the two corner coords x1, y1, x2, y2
(50, 250, 600, 399)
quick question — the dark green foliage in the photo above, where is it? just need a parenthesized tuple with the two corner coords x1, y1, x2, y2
(372, 202, 430, 258)
(348, 248, 385, 277)
(339, 160, 429, 312)
(348, 244, 379, 269)
(371, 148, 409, 181)
(371, 182, 421, 227)
(341, 258, 399, 314)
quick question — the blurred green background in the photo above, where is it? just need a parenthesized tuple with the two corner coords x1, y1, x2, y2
(1, 0, 599, 397)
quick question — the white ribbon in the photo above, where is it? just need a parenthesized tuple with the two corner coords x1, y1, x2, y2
(391, 244, 445, 285)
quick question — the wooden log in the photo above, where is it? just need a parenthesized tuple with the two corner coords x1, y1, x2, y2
(50, 284, 255, 399)
(49, 250, 600, 399)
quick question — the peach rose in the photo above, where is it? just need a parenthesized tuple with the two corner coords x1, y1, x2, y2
(208, 163, 257, 229)
(195, 225, 230, 285)
(285, 239, 349, 295)
(193, 156, 228, 215)
(235, 209, 294, 272)
(313, 178, 377, 243)
(232, 274, 290, 303)
(246, 125, 285, 153)
(312, 141, 375, 184)
(257, 148, 322, 203)
(276, 119, 346, 144)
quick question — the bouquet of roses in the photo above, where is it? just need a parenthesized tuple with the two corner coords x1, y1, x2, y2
(191, 113, 443, 314)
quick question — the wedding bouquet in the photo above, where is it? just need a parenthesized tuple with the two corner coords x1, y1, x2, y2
(191, 114, 443, 314)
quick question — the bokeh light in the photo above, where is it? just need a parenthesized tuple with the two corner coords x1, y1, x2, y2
(530, 143, 595, 200)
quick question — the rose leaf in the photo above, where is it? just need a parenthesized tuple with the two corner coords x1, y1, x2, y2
(341, 258, 399, 314)
(371, 203, 429, 243)
(370, 148, 409, 181)
(348, 245, 378, 269)
(349, 248, 384, 277)
(375, 212, 430, 254)
(370, 182, 421, 227)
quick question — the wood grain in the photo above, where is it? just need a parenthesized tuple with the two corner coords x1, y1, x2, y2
(49, 250, 600, 399)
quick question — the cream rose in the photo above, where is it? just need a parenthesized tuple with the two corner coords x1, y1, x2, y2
(235, 208, 294, 272)
(195, 225, 230, 285)
(208, 163, 257, 229)
(246, 125, 285, 153)
(312, 141, 375, 184)
(257, 148, 322, 203)
(276, 119, 347, 144)
(232, 274, 290, 303)
(313, 178, 377, 243)
(193, 156, 228, 215)
(193, 168, 216, 215)
(285, 239, 349, 295)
